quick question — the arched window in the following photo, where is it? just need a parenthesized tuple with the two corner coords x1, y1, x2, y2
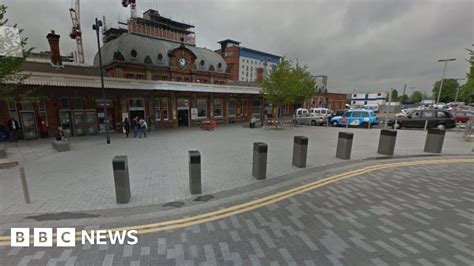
(217, 62, 222, 69)
(209, 65, 215, 71)
(130, 49, 138, 57)
(200, 59, 205, 66)
(157, 53, 163, 61)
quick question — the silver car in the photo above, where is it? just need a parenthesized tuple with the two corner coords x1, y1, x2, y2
(295, 113, 325, 126)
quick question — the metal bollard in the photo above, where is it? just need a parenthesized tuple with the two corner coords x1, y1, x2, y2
(424, 129, 446, 153)
(292, 136, 308, 168)
(112, 155, 131, 203)
(19, 166, 30, 204)
(377, 129, 397, 156)
(424, 119, 429, 131)
(336, 132, 354, 160)
(189, 150, 202, 194)
(252, 142, 268, 180)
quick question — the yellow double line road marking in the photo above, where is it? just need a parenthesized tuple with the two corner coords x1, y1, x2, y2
(1, 158, 472, 246)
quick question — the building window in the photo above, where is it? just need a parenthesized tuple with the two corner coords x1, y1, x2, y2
(200, 59, 205, 66)
(60, 98, 70, 109)
(162, 97, 169, 120)
(161, 76, 168, 81)
(184, 77, 190, 82)
(213, 98, 223, 117)
(7, 99, 19, 121)
(218, 63, 222, 69)
(228, 99, 236, 116)
(154, 99, 161, 121)
(152, 75, 160, 80)
(126, 74, 134, 79)
(144, 56, 153, 64)
(242, 99, 248, 115)
(71, 98, 83, 109)
(252, 98, 261, 115)
(129, 98, 144, 108)
(131, 49, 137, 57)
(38, 98, 48, 126)
(136, 74, 144, 80)
(22, 102, 33, 110)
(197, 98, 207, 118)
(157, 53, 163, 61)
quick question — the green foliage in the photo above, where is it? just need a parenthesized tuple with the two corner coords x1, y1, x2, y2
(386, 89, 399, 101)
(410, 90, 423, 103)
(459, 45, 474, 104)
(261, 59, 315, 106)
(432, 79, 459, 103)
(399, 94, 409, 103)
(0, 4, 31, 100)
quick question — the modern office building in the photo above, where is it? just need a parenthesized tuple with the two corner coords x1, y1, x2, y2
(216, 39, 281, 83)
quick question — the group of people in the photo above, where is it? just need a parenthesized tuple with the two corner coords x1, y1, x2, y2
(123, 116, 148, 138)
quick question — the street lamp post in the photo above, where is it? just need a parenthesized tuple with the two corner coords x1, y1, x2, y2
(453, 78, 466, 103)
(436, 58, 456, 104)
(93, 18, 111, 144)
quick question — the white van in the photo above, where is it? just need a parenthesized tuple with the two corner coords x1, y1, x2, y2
(295, 108, 309, 116)
(309, 108, 331, 116)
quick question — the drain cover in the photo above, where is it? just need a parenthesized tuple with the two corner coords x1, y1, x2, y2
(26, 212, 99, 221)
(163, 201, 185, 208)
(193, 195, 214, 202)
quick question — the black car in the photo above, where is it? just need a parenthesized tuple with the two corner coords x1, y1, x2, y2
(387, 110, 456, 130)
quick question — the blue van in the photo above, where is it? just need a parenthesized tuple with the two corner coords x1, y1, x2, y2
(330, 109, 379, 127)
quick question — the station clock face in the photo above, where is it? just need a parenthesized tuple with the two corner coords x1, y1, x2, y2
(178, 57, 187, 68)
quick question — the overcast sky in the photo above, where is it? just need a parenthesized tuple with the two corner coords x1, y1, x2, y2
(4, 0, 473, 94)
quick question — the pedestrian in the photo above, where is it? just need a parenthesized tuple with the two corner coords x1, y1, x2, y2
(131, 116, 139, 138)
(138, 117, 147, 138)
(7, 117, 20, 142)
(56, 127, 65, 141)
(123, 117, 130, 138)
(250, 116, 257, 128)
(38, 118, 48, 138)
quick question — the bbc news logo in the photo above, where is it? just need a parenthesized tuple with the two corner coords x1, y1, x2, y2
(11, 228, 138, 247)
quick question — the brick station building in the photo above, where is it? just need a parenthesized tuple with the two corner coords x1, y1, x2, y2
(0, 9, 296, 140)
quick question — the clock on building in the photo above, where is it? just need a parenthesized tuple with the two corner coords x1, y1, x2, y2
(178, 57, 187, 68)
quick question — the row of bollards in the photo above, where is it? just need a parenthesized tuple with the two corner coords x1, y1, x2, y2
(111, 128, 447, 204)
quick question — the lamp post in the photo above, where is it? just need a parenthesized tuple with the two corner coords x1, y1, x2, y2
(453, 78, 466, 103)
(93, 18, 111, 144)
(436, 58, 456, 104)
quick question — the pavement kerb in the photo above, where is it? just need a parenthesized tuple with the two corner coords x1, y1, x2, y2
(0, 156, 473, 246)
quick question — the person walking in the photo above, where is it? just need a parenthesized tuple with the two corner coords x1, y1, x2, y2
(7, 117, 20, 142)
(38, 118, 48, 138)
(131, 116, 139, 138)
(250, 116, 257, 128)
(138, 117, 147, 138)
(123, 118, 130, 138)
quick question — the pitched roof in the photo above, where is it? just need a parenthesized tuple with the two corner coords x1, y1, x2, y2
(93, 33, 227, 73)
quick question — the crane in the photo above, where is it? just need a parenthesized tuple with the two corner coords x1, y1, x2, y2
(69, 0, 85, 64)
(122, 0, 137, 18)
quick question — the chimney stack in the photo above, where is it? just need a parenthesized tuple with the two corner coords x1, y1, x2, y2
(46, 30, 62, 66)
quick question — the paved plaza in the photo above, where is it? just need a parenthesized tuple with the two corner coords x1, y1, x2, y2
(0, 157, 473, 265)
(0, 125, 473, 216)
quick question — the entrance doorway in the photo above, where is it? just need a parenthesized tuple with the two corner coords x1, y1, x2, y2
(129, 110, 145, 121)
(177, 98, 190, 127)
(178, 109, 189, 127)
(20, 111, 38, 139)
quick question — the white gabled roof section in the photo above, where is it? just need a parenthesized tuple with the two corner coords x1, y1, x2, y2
(20, 72, 262, 95)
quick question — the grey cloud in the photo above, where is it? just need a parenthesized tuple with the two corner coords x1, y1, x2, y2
(4, 0, 473, 94)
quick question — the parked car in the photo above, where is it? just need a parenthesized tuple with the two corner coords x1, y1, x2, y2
(295, 113, 325, 126)
(452, 111, 474, 123)
(332, 109, 347, 117)
(295, 108, 309, 116)
(387, 110, 456, 130)
(309, 108, 332, 121)
(330, 109, 379, 127)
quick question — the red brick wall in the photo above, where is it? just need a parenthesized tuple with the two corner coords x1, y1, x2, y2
(218, 46, 240, 81)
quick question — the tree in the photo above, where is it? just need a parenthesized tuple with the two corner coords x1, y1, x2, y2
(458, 44, 474, 104)
(0, 5, 31, 100)
(399, 94, 409, 103)
(386, 89, 399, 102)
(261, 59, 315, 117)
(410, 90, 423, 103)
(432, 79, 459, 103)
